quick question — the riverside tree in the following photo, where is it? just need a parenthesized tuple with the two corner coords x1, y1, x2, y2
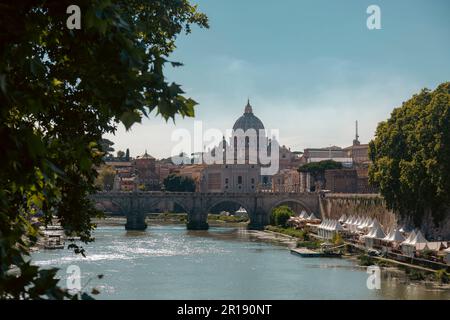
(0, 0, 208, 299)
(369, 82, 450, 227)
(298, 160, 342, 191)
(163, 174, 196, 192)
(271, 206, 294, 227)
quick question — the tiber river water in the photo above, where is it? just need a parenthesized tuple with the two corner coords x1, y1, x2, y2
(31, 225, 450, 300)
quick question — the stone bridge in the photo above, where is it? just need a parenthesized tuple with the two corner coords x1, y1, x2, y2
(91, 191, 320, 230)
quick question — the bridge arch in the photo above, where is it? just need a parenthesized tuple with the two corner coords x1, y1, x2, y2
(94, 200, 126, 215)
(171, 199, 192, 214)
(142, 197, 191, 214)
(207, 198, 252, 215)
(269, 198, 314, 216)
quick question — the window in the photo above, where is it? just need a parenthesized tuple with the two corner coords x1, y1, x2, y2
(251, 178, 255, 184)
(207, 173, 222, 190)
(238, 176, 242, 184)
(225, 178, 229, 184)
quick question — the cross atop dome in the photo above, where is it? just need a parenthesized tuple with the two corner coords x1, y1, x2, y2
(244, 98, 253, 114)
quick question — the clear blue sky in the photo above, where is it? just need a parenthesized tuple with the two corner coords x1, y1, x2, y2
(105, 0, 450, 158)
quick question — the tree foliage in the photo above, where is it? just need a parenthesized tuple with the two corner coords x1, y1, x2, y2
(116, 150, 125, 158)
(99, 138, 115, 157)
(298, 160, 343, 176)
(271, 205, 294, 227)
(369, 82, 450, 226)
(0, 0, 207, 299)
(298, 160, 343, 190)
(94, 165, 116, 191)
(163, 174, 196, 192)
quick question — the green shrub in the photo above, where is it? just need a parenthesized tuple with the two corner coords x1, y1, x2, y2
(332, 232, 344, 246)
(408, 269, 425, 281)
(298, 229, 310, 241)
(358, 254, 374, 266)
(208, 214, 248, 223)
(435, 269, 449, 284)
(421, 249, 435, 260)
(265, 225, 306, 238)
(376, 260, 390, 268)
(271, 205, 294, 227)
(296, 240, 321, 250)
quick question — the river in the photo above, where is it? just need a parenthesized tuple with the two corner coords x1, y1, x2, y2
(31, 225, 450, 300)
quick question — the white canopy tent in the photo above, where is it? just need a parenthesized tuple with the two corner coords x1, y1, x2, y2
(318, 219, 343, 239)
(299, 211, 309, 219)
(358, 217, 370, 230)
(345, 216, 354, 225)
(409, 231, 427, 245)
(368, 219, 382, 231)
(307, 213, 318, 221)
(383, 229, 394, 241)
(364, 225, 386, 248)
(402, 230, 417, 245)
(401, 230, 427, 256)
(389, 229, 405, 242)
(382, 228, 405, 251)
(424, 242, 447, 252)
(345, 216, 354, 224)
(347, 216, 358, 232)
(370, 226, 385, 239)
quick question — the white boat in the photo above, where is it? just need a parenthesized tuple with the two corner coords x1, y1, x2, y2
(38, 225, 65, 249)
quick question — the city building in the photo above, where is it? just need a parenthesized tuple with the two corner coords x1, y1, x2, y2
(200, 164, 260, 193)
(324, 169, 358, 193)
(103, 111, 376, 194)
(279, 145, 303, 170)
(301, 146, 353, 166)
(113, 175, 139, 191)
(132, 150, 160, 190)
(173, 164, 207, 191)
(272, 169, 301, 193)
(343, 121, 370, 166)
(199, 100, 270, 193)
(105, 161, 133, 178)
(297, 121, 377, 193)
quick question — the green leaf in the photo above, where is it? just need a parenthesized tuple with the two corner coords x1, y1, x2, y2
(120, 110, 142, 130)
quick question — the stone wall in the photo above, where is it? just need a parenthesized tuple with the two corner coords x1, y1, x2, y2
(319, 193, 397, 230)
(319, 193, 450, 240)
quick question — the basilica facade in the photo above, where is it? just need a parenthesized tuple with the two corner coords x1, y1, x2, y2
(199, 100, 274, 193)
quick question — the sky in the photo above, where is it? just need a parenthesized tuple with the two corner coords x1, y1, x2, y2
(104, 0, 450, 159)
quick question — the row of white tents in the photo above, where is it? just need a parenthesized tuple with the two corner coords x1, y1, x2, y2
(400, 229, 447, 256)
(336, 214, 448, 255)
(298, 210, 319, 221)
(301, 212, 449, 259)
(339, 214, 383, 233)
(317, 219, 343, 239)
